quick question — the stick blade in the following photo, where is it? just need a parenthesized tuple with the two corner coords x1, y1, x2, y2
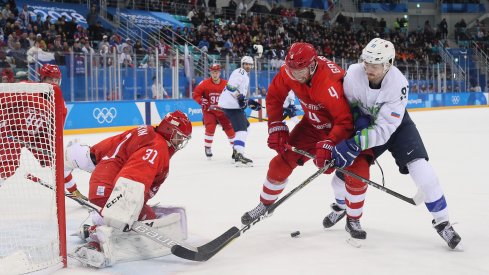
(172, 226, 240, 261)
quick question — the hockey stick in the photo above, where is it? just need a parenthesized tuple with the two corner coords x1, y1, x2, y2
(26, 174, 97, 210)
(248, 115, 268, 121)
(285, 145, 424, 206)
(171, 162, 333, 261)
(26, 174, 198, 252)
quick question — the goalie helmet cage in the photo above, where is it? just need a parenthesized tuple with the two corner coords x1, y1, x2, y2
(0, 83, 66, 273)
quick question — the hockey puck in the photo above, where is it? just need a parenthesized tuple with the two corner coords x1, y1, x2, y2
(290, 231, 300, 238)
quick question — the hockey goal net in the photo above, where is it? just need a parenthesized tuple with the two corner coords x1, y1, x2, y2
(0, 83, 66, 273)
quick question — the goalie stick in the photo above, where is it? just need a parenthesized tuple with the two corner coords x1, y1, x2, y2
(285, 145, 424, 206)
(26, 174, 198, 253)
(171, 162, 333, 261)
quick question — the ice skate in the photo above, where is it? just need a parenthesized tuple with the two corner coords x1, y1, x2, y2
(234, 152, 253, 167)
(205, 147, 213, 160)
(323, 203, 346, 228)
(241, 202, 270, 225)
(432, 219, 461, 249)
(232, 148, 238, 163)
(78, 224, 97, 241)
(69, 241, 108, 268)
(345, 217, 367, 239)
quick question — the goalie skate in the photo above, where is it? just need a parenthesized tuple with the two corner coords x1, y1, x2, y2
(69, 242, 109, 268)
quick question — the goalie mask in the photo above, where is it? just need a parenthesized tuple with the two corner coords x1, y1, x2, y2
(361, 38, 395, 75)
(39, 64, 62, 85)
(156, 110, 192, 151)
(285, 42, 317, 84)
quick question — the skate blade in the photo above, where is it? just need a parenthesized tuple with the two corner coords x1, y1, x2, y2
(346, 237, 365, 248)
(235, 162, 253, 167)
(449, 243, 464, 252)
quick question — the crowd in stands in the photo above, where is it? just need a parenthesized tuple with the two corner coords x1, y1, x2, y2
(1, 0, 488, 89)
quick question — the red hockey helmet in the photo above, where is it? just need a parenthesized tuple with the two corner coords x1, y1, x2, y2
(209, 64, 221, 71)
(156, 110, 192, 151)
(285, 42, 318, 83)
(39, 64, 62, 85)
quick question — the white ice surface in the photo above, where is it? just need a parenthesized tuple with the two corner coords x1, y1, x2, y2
(54, 107, 489, 275)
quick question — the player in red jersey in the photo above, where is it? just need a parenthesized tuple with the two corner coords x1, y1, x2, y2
(71, 111, 192, 267)
(241, 42, 354, 224)
(37, 64, 88, 199)
(192, 64, 236, 159)
(0, 65, 65, 181)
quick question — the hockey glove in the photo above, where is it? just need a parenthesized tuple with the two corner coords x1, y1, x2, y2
(237, 94, 247, 109)
(283, 105, 297, 119)
(314, 140, 335, 174)
(267, 121, 289, 154)
(332, 138, 361, 168)
(71, 189, 88, 201)
(200, 98, 209, 111)
(248, 99, 262, 111)
(352, 106, 371, 131)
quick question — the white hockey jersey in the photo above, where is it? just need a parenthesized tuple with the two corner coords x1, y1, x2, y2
(344, 63, 409, 150)
(218, 68, 250, 109)
(283, 90, 296, 108)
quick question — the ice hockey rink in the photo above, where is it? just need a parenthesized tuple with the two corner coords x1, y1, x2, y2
(56, 107, 489, 275)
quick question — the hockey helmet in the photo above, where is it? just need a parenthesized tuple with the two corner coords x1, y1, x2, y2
(39, 64, 62, 85)
(240, 56, 254, 68)
(156, 110, 192, 151)
(285, 42, 317, 83)
(210, 64, 221, 71)
(361, 38, 395, 74)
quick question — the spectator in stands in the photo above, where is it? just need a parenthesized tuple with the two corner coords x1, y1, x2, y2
(82, 40, 95, 55)
(439, 18, 448, 39)
(86, 5, 98, 37)
(236, 0, 247, 19)
(8, 41, 27, 68)
(99, 35, 109, 52)
(119, 46, 133, 67)
(120, 38, 133, 54)
(151, 76, 169, 99)
(19, 4, 29, 27)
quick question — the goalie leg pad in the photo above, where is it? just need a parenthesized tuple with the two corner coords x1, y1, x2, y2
(153, 206, 188, 239)
(96, 213, 184, 265)
(65, 140, 95, 172)
(102, 177, 145, 231)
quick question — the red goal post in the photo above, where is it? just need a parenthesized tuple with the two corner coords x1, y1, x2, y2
(0, 83, 66, 273)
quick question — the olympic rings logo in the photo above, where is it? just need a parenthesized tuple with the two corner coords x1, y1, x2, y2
(451, 96, 460, 105)
(93, 107, 117, 124)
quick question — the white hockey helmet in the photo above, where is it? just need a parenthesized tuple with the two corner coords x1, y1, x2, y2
(361, 38, 395, 74)
(241, 56, 254, 68)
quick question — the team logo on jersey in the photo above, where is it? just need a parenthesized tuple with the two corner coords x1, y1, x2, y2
(93, 107, 117, 124)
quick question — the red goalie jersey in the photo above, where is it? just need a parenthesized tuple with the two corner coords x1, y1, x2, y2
(88, 125, 171, 205)
(266, 56, 353, 144)
(0, 84, 66, 179)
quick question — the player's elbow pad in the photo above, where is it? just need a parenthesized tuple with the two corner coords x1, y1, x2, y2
(102, 177, 145, 231)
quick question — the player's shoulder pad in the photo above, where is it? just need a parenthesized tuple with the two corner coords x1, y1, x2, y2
(383, 66, 409, 101)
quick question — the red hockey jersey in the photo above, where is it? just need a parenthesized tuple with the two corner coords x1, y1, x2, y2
(192, 78, 228, 112)
(266, 57, 353, 143)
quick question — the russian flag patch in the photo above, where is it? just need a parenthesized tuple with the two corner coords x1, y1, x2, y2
(391, 112, 400, 118)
